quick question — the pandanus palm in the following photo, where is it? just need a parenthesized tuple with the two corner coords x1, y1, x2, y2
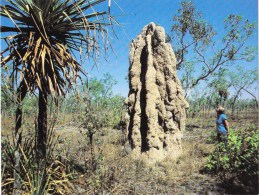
(1, 0, 114, 158)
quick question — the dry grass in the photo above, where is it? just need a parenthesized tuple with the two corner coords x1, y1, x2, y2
(50, 123, 217, 194)
(2, 110, 257, 194)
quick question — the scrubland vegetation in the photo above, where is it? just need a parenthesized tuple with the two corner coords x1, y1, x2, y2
(1, 0, 258, 194)
(2, 73, 258, 194)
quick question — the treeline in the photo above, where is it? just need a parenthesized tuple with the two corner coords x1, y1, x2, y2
(2, 75, 257, 131)
(1, 73, 126, 130)
(187, 96, 258, 119)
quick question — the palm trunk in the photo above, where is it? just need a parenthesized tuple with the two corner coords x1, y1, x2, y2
(15, 107, 23, 134)
(37, 90, 48, 159)
(14, 83, 27, 195)
(14, 105, 22, 195)
(15, 81, 27, 134)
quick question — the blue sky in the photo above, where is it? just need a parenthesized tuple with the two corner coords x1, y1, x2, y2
(1, 0, 258, 98)
(88, 0, 258, 98)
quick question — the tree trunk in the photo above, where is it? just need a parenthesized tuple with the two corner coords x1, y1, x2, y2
(15, 107, 23, 134)
(15, 82, 27, 134)
(14, 107, 22, 195)
(37, 90, 48, 159)
(14, 82, 27, 195)
(231, 88, 242, 119)
(231, 104, 235, 119)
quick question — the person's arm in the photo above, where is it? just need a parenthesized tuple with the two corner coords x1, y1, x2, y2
(223, 119, 229, 132)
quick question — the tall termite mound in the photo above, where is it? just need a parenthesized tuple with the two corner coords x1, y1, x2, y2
(125, 22, 189, 161)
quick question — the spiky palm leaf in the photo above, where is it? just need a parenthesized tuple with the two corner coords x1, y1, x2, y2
(1, 0, 113, 98)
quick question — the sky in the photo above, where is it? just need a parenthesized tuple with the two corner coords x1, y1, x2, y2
(87, 0, 258, 98)
(1, 0, 258, 98)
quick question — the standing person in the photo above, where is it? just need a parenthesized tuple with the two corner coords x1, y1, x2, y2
(216, 106, 229, 145)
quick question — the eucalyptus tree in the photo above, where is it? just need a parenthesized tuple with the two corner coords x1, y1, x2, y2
(1, 0, 116, 158)
(228, 66, 258, 118)
(171, 1, 256, 97)
(208, 68, 231, 106)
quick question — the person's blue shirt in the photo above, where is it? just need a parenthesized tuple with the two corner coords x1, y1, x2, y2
(216, 113, 228, 135)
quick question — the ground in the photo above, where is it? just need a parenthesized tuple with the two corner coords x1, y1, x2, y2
(2, 110, 258, 194)
(52, 111, 258, 194)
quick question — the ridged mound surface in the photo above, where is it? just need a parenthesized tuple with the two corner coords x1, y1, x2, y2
(126, 22, 189, 161)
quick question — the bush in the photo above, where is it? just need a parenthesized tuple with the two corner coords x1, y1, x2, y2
(204, 125, 258, 179)
(1, 128, 73, 194)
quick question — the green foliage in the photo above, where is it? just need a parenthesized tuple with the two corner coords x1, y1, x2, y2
(206, 130, 218, 144)
(171, 1, 256, 97)
(1, 68, 17, 116)
(83, 73, 126, 128)
(208, 68, 231, 105)
(22, 96, 38, 117)
(52, 73, 126, 128)
(204, 125, 259, 178)
(172, 0, 215, 70)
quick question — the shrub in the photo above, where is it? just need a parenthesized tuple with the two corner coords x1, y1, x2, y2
(204, 125, 258, 179)
(1, 128, 73, 194)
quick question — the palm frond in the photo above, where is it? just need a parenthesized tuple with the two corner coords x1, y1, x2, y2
(1, 0, 117, 102)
